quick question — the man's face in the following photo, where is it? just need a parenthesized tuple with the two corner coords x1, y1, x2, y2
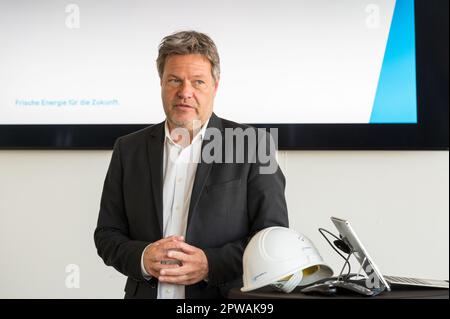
(161, 54, 219, 130)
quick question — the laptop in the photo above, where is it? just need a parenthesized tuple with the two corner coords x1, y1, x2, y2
(331, 217, 449, 291)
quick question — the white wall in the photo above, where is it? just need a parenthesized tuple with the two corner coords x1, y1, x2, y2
(0, 150, 448, 298)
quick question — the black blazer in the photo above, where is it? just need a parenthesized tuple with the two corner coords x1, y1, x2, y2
(94, 113, 289, 298)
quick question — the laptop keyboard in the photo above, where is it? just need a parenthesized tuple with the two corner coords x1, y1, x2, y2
(384, 275, 449, 288)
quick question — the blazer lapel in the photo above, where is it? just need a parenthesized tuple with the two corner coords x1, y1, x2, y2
(147, 122, 165, 237)
(187, 113, 223, 230)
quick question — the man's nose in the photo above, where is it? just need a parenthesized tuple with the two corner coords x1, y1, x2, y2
(177, 81, 194, 99)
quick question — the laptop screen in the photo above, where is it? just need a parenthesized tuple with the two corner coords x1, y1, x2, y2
(331, 217, 391, 291)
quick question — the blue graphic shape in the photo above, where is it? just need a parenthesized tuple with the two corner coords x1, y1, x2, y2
(370, 0, 417, 123)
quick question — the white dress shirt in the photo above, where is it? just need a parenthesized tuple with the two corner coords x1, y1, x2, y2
(140, 118, 209, 299)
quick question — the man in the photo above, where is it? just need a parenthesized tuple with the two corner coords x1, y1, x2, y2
(94, 30, 289, 299)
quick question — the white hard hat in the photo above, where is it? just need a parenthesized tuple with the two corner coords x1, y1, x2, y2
(241, 226, 333, 293)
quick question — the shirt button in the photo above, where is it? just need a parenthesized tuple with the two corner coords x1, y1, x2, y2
(177, 177, 183, 183)
(166, 289, 171, 294)
(175, 205, 180, 211)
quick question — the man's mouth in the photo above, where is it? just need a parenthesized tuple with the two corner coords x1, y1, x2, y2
(175, 104, 194, 109)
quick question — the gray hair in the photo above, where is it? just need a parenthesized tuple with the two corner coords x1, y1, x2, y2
(156, 30, 220, 82)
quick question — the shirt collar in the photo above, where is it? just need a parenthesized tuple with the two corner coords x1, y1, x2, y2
(164, 117, 210, 147)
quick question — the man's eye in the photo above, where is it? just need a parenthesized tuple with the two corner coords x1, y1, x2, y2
(195, 80, 205, 85)
(169, 79, 181, 84)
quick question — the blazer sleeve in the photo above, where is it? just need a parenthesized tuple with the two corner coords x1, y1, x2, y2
(94, 138, 150, 281)
(204, 130, 289, 287)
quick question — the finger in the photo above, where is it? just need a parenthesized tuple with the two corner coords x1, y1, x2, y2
(149, 252, 182, 264)
(176, 241, 198, 254)
(147, 262, 180, 278)
(152, 236, 183, 248)
(156, 235, 184, 245)
(151, 261, 181, 273)
(147, 241, 183, 262)
(167, 250, 192, 262)
(160, 240, 186, 251)
(147, 248, 168, 262)
(145, 238, 186, 263)
(159, 265, 192, 277)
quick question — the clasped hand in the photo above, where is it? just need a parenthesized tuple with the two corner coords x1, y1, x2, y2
(143, 235, 209, 285)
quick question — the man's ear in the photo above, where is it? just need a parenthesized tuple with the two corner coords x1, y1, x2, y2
(213, 79, 220, 95)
